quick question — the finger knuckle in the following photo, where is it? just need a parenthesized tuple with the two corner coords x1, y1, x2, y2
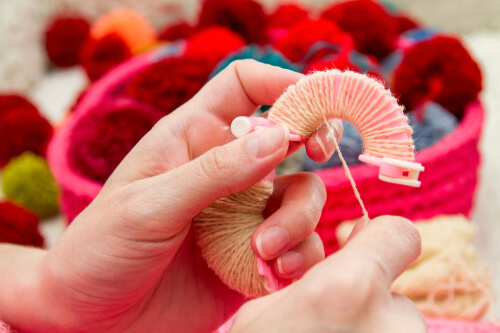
(301, 268, 374, 316)
(199, 146, 234, 183)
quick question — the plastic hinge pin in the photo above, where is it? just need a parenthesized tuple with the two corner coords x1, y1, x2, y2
(359, 154, 425, 187)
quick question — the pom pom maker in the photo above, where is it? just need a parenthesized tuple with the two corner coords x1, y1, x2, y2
(256, 257, 286, 292)
(231, 116, 305, 142)
(231, 116, 425, 188)
(359, 154, 425, 187)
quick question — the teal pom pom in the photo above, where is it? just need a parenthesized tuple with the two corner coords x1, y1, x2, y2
(2, 152, 59, 218)
(210, 45, 300, 113)
(210, 45, 300, 79)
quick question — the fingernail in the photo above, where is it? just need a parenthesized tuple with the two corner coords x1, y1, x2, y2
(277, 251, 303, 275)
(256, 226, 289, 259)
(315, 125, 335, 160)
(247, 124, 288, 159)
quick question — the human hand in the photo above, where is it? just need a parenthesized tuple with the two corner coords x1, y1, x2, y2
(1, 60, 343, 333)
(230, 216, 426, 333)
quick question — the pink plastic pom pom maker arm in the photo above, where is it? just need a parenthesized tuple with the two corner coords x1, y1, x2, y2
(231, 116, 425, 188)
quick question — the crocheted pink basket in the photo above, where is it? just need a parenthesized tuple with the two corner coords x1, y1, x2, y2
(47, 43, 184, 222)
(316, 100, 484, 254)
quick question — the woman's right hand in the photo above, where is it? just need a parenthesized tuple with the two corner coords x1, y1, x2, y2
(230, 216, 427, 333)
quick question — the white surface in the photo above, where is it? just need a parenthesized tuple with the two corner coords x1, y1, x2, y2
(465, 31, 500, 320)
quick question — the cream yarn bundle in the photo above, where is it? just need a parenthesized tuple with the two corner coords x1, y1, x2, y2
(194, 70, 415, 297)
(337, 215, 494, 320)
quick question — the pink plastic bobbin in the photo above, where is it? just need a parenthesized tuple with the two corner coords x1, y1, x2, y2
(359, 154, 425, 187)
(256, 257, 288, 292)
(231, 116, 305, 142)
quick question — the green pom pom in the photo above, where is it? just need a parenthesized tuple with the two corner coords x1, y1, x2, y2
(2, 152, 59, 218)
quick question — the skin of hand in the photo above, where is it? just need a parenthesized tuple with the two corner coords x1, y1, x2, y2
(0, 60, 344, 332)
(230, 216, 426, 333)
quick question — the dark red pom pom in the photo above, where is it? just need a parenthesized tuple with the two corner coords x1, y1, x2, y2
(0, 201, 44, 247)
(0, 94, 38, 117)
(304, 56, 386, 84)
(158, 22, 194, 41)
(393, 36, 482, 117)
(273, 19, 354, 63)
(268, 4, 309, 29)
(395, 14, 420, 35)
(125, 56, 213, 114)
(79, 33, 132, 82)
(0, 101, 53, 167)
(198, 0, 268, 44)
(303, 56, 359, 74)
(185, 27, 246, 68)
(68, 99, 163, 184)
(321, 0, 398, 60)
(45, 14, 90, 67)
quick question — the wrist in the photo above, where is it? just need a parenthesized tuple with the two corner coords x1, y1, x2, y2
(0, 244, 47, 331)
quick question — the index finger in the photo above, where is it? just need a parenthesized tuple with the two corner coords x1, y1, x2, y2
(341, 216, 422, 286)
(190, 59, 305, 123)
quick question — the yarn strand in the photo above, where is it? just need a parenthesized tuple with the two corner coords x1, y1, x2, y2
(324, 119, 369, 218)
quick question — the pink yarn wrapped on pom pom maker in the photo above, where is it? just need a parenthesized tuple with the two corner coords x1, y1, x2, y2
(230, 70, 425, 292)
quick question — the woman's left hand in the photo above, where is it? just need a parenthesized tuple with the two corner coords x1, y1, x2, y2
(1, 60, 341, 333)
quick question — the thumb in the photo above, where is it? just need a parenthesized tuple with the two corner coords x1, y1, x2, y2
(123, 124, 289, 234)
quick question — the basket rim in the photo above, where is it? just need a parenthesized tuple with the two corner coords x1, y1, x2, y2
(47, 43, 185, 198)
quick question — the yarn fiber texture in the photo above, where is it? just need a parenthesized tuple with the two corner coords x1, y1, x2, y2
(2, 152, 59, 219)
(193, 181, 274, 297)
(268, 69, 414, 161)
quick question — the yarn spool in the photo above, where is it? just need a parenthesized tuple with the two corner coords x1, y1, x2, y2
(193, 69, 415, 297)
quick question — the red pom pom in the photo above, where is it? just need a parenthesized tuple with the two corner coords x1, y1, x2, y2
(304, 56, 386, 84)
(0, 94, 38, 117)
(393, 36, 482, 117)
(304, 57, 359, 74)
(198, 0, 268, 44)
(321, 0, 398, 60)
(268, 4, 309, 30)
(0, 99, 53, 167)
(273, 19, 354, 63)
(0, 201, 43, 247)
(395, 14, 420, 35)
(185, 27, 246, 68)
(79, 34, 131, 82)
(158, 22, 194, 41)
(125, 56, 213, 114)
(45, 14, 90, 67)
(68, 99, 162, 184)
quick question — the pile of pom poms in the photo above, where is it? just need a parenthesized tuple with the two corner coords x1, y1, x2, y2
(0, 94, 59, 246)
